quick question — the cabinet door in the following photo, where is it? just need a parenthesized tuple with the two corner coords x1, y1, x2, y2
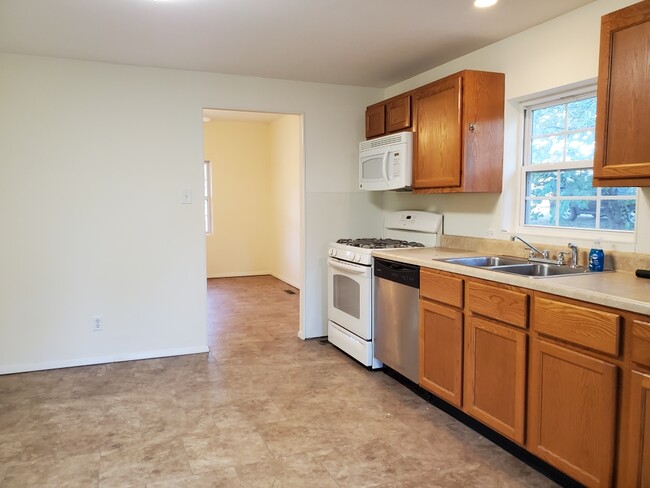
(593, 1, 650, 186)
(419, 299, 463, 407)
(464, 316, 527, 444)
(365, 104, 385, 138)
(528, 338, 617, 488)
(412, 76, 462, 189)
(624, 370, 650, 487)
(386, 95, 411, 133)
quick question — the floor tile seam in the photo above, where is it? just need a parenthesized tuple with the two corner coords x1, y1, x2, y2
(236, 451, 340, 488)
(256, 431, 320, 461)
(311, 456, 348, 488)
(0, 445, 62, 468)
(96, 437, 188, 484)
(146, 466, 245, 487)
(180, 430, 273, 477)
(1, 451, 102, 487)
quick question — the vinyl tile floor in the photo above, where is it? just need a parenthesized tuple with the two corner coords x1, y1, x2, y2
(0, 276, 559, 487)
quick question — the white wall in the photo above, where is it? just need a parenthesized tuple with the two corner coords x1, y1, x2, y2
(382, 0, 649, 255)
(269, 115, 302, 288)
(0, 53, 383, 373)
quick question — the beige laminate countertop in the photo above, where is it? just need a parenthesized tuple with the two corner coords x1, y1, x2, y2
(373, 246, 650, 316)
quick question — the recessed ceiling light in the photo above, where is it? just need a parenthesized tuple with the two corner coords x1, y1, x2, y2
(474, 0, 497, 7)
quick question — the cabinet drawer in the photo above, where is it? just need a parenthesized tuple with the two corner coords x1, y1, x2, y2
(467, 281, 528, 329)
(420, 269, 463, 308)
(533, 296, 621, 356)
(632, 320, 650, 368)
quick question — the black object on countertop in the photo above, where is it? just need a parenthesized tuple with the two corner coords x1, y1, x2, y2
(635, 269, 650, 279)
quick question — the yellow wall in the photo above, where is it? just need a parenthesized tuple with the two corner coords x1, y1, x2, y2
(203, 115, 301, 287)
(204, 119, 273, 278)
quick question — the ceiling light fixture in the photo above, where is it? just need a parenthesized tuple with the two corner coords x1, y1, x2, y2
(474, 0, 497, 7)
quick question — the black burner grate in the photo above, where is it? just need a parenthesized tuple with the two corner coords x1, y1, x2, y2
(336, 238, 424, 249)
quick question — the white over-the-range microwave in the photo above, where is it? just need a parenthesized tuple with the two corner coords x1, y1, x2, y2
(359, 131, 413, 191)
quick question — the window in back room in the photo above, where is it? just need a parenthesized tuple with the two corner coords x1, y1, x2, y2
(204, 160, 213, 234)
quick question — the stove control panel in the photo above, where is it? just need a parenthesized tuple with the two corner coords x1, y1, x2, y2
(328, 245, 373, 266)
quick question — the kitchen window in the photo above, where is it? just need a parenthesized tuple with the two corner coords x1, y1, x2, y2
(204, 160, 213, 234)
(520, 89, 637, 235)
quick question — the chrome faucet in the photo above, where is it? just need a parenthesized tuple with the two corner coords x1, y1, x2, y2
(568, 243, 579, 268)
(510, 235, 549, 260)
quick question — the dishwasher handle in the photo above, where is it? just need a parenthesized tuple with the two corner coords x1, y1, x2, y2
(374, 258, 420, 288)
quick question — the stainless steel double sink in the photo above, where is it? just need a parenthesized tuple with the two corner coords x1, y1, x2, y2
(438, 255, 592, 278)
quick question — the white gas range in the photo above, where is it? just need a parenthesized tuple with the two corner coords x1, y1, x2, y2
(326, 210, 443, 368)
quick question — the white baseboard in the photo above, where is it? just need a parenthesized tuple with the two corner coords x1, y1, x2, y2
(207, 271, 270, 279)
(270, 273, 300, 290)
(207, 271, 300, 290)
(0, 345, 210, 375)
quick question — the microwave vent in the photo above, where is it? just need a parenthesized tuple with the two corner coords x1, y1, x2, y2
(359, 132, 410, 151)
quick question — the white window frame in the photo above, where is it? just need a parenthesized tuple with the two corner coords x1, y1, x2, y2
(204, 160, 213, 235)
(516, 84, 637, 244)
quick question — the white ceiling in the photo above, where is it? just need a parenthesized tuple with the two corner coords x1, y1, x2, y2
(0, 0, 596, 88)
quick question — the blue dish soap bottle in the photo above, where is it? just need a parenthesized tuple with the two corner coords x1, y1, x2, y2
(588, 240, 605, 272)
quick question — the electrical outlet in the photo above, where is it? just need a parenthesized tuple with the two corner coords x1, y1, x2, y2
(93, 315, 103, 332)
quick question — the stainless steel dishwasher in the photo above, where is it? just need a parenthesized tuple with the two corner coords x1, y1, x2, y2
(373, 257, 420, 383)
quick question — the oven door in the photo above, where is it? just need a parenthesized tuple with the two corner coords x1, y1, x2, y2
(327, 256, 372, 340)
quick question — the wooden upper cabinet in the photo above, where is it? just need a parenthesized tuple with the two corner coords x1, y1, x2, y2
(593, 1, 650, 187)
(365, 103, 386, 139)
(412, 70, 504, 193)
(386, 94, 411, 133)
(412, 76, 462, 189)
(365, 93, 412, 139)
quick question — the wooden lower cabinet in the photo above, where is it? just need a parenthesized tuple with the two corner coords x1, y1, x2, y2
(415, 271, 644, 486)
(623, 370, 650, 487)
(528, 337, 618, 488)
(419, 299, 463, 407)
(463, 315, 527, 444)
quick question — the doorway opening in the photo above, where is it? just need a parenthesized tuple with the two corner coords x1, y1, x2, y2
(202, 108, 304, 337)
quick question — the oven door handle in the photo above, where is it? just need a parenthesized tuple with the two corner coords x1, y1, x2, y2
(328, 257, 370, 275)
